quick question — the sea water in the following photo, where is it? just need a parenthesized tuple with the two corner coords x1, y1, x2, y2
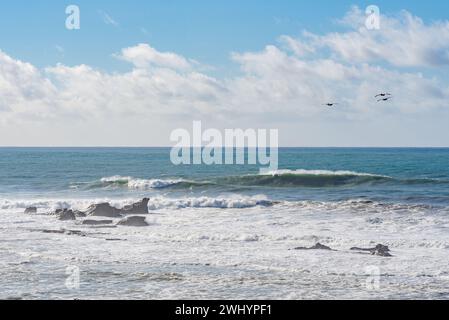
(0, 148, 448, 299)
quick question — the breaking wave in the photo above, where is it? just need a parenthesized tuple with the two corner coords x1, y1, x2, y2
(219, 169, 393, 187)
(1, 197, 446, 214)
(98, 170, 390, 189)
(0, 196, 274, 212)
(147, 196, 274, 210)
(74, 169, 447, 191)
(90, 176, 187, 189)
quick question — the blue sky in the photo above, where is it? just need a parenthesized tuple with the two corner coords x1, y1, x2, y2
(1, 0, 449, 73)
(1, 1, 449, 146)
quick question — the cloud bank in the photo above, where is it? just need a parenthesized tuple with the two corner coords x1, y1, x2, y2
(1, 7, 448, 146)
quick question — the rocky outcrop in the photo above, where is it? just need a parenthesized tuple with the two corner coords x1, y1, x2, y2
(58, 209, 76, 221)
(85, 203, 122, 218)
(73, 210, 86, 218)
(117, 216, 149, 227)
(350, 244, 392, 257)
(83, 199, 150, 217)
(122, 198, 150, 214)
(24, 207, 37, 214)
(294, 242, 333, 251)
(50, 199, 150, 220)
(82, 219, 113, 226)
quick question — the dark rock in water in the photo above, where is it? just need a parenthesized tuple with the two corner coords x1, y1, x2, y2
(54, 209, 85, 217)
(64, 229, 85, 236)
(372, 245, 392, 257)
(39, 229, 86, 237)
(122, 198, 150, 214)
(256, 200, 274, 207)
(73, 210, 86, 218)
(59, 209, 76, 221)
(40, 229, 66, 234)
(350, 244, 392, 257)
(53, 209, 67, 216)
(85, 203, 122, 218)
(367, 217, 383, 224)
(294, 242, 333, 251)
(24, 207, 37, 214)
(82, 219, 113, 226)
(117, 216, 149, 227)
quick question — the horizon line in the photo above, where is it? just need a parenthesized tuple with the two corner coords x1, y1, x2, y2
(1, 146, 449, 149)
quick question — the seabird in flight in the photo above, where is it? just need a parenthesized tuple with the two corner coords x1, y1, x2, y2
(377, 96, 393, 102)
(375, 93, 392, 98)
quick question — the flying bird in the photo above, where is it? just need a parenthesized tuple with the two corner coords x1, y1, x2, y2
(375, 93, 392, 98)
(323, 103, 338, 107)
(377, 96, 393, 102)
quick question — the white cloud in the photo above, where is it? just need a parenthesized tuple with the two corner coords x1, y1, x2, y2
(310, 7, 449, 67)
(279, 35, 315, 57)
(228, 45, 449, 117)
(1, 8, 449, 146)
(118, 43, 192, 70)
(0, 50, 57, 119)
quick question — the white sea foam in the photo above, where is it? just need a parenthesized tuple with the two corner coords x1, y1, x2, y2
(261, 169, 390, 178)
(1, 194, 449, 299)
(2, 196, 445, 214)
(100, 175, 184, 189)
(0, 198, 140, 212)
(0, 195, 271, 212)
(147, 195, 272, 210)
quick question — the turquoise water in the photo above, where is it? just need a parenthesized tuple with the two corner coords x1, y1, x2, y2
(1, 147, 448, 206)
(2, 148, 449, 299)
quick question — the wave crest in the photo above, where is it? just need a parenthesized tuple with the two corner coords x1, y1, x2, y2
(98, 176, 185, 189)
(78, 169, 446, 191)
(217, 169, 392, 188)
(261, 169, 390, 178)
(147, 196, 273, 210)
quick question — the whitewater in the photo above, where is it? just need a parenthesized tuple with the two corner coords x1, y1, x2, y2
(1, 148, 449, 299)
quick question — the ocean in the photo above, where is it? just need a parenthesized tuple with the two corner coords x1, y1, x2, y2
(1, 147, 449, 299)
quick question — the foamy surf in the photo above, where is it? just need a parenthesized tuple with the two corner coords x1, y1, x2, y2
(0, 198, 145, 212)
(147, 195, 273, 210)
(98, 176, 186, 189)
(0, 195, 274, 212)
(261, 169, 391, 178)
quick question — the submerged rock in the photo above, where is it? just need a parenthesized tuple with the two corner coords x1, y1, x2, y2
(350, 244, 392, 257)
(294, 242, 333, 251)
(85, 203, 122, 218)
(58, 209, 76, 221)
(117, 216, 149, 227)
(82, 219, 113, 226)
(122, 198, 150, 214)
(24, 207, 37, 214)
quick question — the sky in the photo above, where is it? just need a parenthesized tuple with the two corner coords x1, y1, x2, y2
(1, 0, 449, 146)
